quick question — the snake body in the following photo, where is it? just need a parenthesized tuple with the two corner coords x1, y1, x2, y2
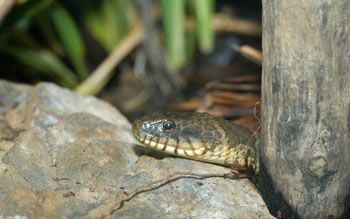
(132, 112, 260, 174)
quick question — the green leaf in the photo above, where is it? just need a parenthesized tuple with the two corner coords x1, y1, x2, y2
(84, 0, 131, 52)
(111, 0, 130, 41)
(160, 0, 186, 70)
(191, 0, 214, 53)
(33, 11, 64, 55)
(100, 0, 123, 50)
(80, 0, 131, 53)
(83, 5, 106, 48)
(1, 44, 79, 88)
(50, 2, 88, 80)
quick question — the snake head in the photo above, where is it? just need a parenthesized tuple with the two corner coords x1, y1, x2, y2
(132, 112, 259, 174)
(132, 112, 222, 156)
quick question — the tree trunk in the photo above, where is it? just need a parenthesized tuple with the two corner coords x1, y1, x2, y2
(261, 0, 350, 218)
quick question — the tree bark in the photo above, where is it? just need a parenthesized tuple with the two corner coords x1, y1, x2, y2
(261, 0, 350, 218)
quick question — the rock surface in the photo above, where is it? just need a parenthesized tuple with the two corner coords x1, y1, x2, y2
(0, 80, 274, 218)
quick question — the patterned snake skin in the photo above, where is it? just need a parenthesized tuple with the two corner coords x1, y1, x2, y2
(132, 112, 260, 174)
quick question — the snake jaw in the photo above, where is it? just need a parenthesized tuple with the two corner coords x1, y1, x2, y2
(136, 136, 206, 158)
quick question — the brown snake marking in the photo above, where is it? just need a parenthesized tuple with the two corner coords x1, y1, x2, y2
(186, 136, 198, 157)
(147, 136, 154, 148)
(154, 136, 160, 149)
(175, 136, 180, 155)
(141, 137, 146, 144)
(161, 136, 168, 151)
(132, 112, 260, 174)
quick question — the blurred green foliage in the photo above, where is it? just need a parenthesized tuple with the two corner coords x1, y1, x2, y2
(0, 0, 214, 92)
(160, 0, 214, 70)
(0, 0, 132, 89)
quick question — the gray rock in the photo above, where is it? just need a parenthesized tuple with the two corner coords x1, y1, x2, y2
(0, 80, 274, 218)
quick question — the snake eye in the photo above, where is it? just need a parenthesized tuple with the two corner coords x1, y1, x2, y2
(163, 121, 175, 131)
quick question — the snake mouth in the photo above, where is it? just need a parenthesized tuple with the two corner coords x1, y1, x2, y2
(134, 135, 206, 158)
(134, 135, 253, 168)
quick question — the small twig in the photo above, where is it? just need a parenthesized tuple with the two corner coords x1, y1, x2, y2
(252, 101, 261, 137)
(235, 45, 263, 66)
(97, 171, 244, 218)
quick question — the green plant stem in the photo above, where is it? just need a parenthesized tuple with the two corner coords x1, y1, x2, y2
(160, 0, 186, 70)
(192, 0, 214, 53)
(75, 25, 143, 95)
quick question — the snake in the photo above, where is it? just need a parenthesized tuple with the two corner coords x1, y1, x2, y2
(132, 112, 260, 174)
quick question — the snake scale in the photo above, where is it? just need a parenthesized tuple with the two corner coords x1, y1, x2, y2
(132, 112, 260, 174)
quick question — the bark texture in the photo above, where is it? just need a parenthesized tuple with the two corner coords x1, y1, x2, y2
(261, 0, 350, 218)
